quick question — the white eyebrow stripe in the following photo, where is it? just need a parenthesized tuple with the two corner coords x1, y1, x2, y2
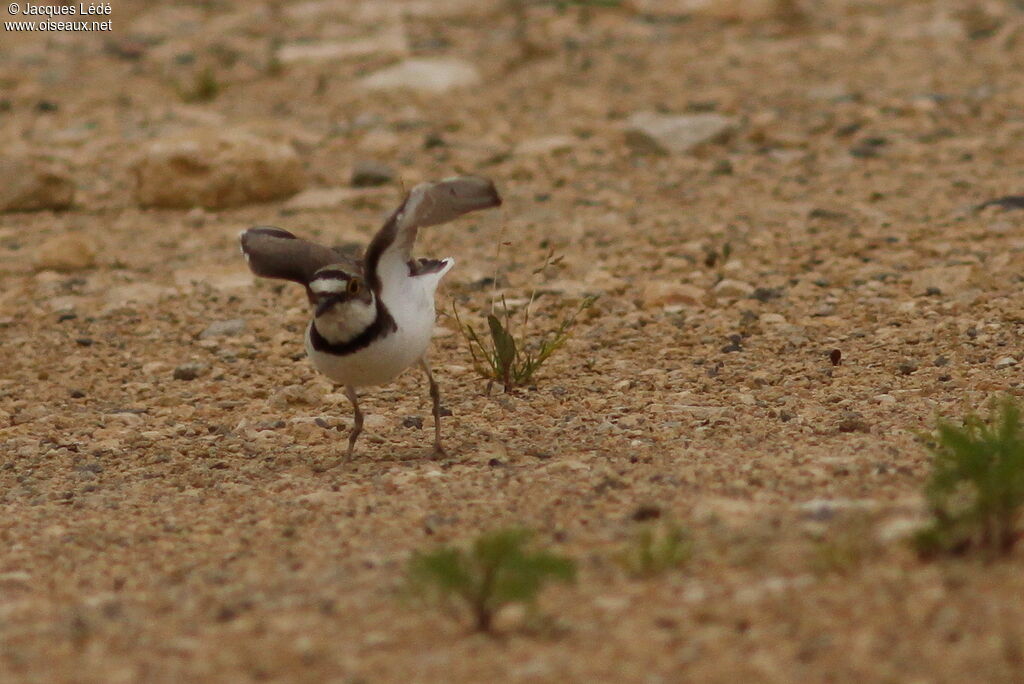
(309, 278, 348, 294)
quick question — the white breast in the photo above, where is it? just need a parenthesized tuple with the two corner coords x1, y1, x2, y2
(305, 259, 453, 387)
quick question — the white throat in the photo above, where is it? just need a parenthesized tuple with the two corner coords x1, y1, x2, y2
(314, 298, 377, 343)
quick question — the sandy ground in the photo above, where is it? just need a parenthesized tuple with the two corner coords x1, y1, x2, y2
(2, 1, 1024, 681)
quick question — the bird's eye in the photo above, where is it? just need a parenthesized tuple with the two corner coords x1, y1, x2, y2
(347, 278, 361, 294)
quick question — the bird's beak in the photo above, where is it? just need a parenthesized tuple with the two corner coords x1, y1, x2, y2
(315, 296, 337, 318)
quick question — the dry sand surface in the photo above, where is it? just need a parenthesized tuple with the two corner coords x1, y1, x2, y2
(2, 0, 1024, 681)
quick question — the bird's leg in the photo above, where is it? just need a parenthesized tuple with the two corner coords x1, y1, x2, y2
(420, 358, 446, 457)
(345, 385, 363, 460)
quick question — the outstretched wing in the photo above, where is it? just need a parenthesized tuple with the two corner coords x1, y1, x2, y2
(363, 176, 502, 291)
(239, 226, 362, 285)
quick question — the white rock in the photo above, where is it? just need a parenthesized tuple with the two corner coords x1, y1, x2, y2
(0, 156, 75, 212)
(359, 58, 481, 94)
(514, 135, 576, 156)
(641, 281, 704, 308)
(133, 128, 306, 209)
(994, 356, 1018, 369)
(759, 313, 787, 325)
(713, 279, 754, 297)
(199, 319, 246, 339)
(624, 112, 737, 155)
(876, 517, 924, 543)
(277, 29, 407, 64)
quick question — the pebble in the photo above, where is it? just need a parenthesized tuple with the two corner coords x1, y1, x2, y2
(0, 156, 75, 212)
(350, 160, 396, 187)
(514, 135, 576, 157)
(277, 30, 407, 64)
(836, 411, 870, 433)
(624, 112, 737, 155)
(33, 234, 97, 272)
(199, 319, 246, 339)
(641, 281, 704, 308)
(173, 363, 206, 381)
(359, 58, 482, 93)
(994, 356, 1018, 369)
(713, 279, 755, 298)
(269, 385, 323, 408)
(133, 128, 306, 209)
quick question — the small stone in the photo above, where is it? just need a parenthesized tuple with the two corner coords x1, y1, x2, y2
(350, 161, 396, 188)
(0, 156, 75, 212)
(402, 416, 424, 429)
(849, 137, 888, 158)
(199, 319, 246, 339)
(994, 356, 1018, 369)
(173, 363, 206, 381)
(624, 112, 737, 155)
(641, 281, 704, 308)
(977, 195, 1024, 212)
(631, 504, 662, 521)
(269, 385, 322, 408)
(133, 127, 306, 209)
(514, 135, 576, 156)
(713, 279, 754, 298)
(837, 411, 870, 433)
(33, 234, 97, 272)
(277, 30, 407, 64)
(359, 58, 481, 94)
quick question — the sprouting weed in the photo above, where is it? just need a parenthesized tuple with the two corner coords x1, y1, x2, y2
(405, 528, 576, 633)
(618, 522, 693, 578)
(913, 396, 1024, 559)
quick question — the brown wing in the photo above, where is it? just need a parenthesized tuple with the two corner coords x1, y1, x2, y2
(239, 226, 362, 285)
(363, 176, 501, 290)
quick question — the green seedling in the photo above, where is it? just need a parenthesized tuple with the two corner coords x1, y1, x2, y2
(454, 293, 594, 393)
(618, 522, 693, 578)
(405, 528, 576, 633)
(178, 66, 221, 103)
(913, 397, 1024, 559)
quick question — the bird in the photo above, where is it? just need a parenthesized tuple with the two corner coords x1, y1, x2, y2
(239, 175, 502, 460)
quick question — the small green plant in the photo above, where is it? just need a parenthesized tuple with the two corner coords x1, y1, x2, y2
(405, 528, 576, 633)
(913, 397, 1024, 559)
(178, 67, 221, 103)
(454, 294, 593, 393)
(618, 522, 693, 578)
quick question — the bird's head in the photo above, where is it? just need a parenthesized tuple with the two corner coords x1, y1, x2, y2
(308, 267, 376, 343)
